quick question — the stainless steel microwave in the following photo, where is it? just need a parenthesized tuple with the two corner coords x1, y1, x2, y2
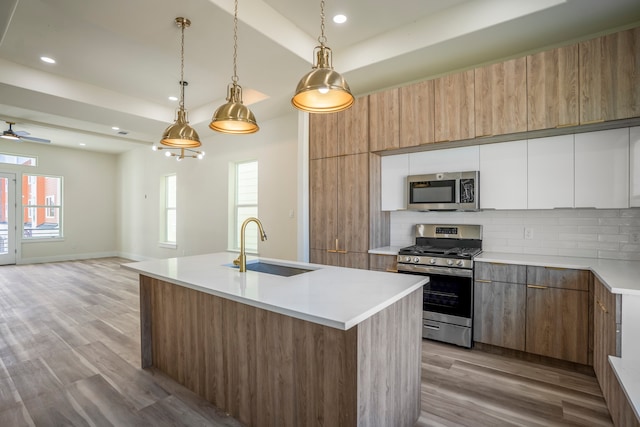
(407, 171, 479, 211)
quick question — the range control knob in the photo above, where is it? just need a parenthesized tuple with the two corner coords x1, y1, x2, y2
(446, 259, 454, 266)
(456, 260, 464, 266)
(413, 257, 420, 263)
(404, 256, 411, 262)
(429, 258, 437, 264)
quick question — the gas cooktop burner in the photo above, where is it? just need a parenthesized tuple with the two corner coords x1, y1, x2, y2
(398, 245, 482, 259)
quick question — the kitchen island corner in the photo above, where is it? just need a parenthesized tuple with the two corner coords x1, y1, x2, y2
(124, 252, 427, 427)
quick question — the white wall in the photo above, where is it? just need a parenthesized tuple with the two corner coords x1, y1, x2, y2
(117, 113, 300, 262)
(390, 208, 640, 260)
(0, 139, 118, 263)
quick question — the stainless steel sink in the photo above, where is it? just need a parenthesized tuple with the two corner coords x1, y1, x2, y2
(228, 261, 313, 277)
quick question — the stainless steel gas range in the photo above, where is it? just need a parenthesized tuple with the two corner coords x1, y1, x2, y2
(397, 224, 482, 348)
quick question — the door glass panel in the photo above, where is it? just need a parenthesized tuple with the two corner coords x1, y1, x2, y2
(0, 177, 8, 255)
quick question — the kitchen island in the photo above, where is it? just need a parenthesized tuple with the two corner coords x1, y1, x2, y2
(123, 252, 427, 427)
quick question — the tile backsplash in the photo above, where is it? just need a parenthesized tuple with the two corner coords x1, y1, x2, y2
(390, 208, 640, 260)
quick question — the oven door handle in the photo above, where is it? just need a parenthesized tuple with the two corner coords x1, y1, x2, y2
(398, 264, 473, 278)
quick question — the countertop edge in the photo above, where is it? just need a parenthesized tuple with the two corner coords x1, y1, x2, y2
(609, 356, 640, 422)
(124, 257, 427, 331)
(125, 267, 352, 330)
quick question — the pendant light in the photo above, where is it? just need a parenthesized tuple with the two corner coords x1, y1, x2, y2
(160, 17, 201, 148)
(291, 0, 354, 113)
(209, 0, 259, 134)
(152, 145, 205, 160)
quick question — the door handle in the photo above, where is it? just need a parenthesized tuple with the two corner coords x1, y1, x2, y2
(527, 285, 548, 289)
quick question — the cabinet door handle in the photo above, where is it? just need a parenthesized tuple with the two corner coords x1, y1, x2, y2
(556, 122, 579, 128)
(545, 266, 566, 271)
(596, 300, 608, 313)
(386, 268, 398, 273)
(527, 285, 548, 289)
(476, 279, 492, 283)
(327, 249, 337, 253)
(336, 250, 347, 254)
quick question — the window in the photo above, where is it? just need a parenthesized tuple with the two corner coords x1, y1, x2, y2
(45, 195, 55, 217)
(163, 174, 177, 244)
(233, 161, 258, 252)
(22, 174, 62, 239)
(0, 152, 37, 167)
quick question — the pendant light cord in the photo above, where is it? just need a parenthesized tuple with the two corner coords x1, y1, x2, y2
(179, 19, 186, 110)
(318, 0, 327, 46)
(232, 0, 239, 84)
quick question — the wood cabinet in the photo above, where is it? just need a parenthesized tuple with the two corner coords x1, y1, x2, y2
(579, 27, 640, 124)
(474, 262, 527, 351)
(574, 128, 629, 209)
(593, 276, 621, 403)
(369, 254, 397, 272)
(475, 57, 527, 137)
(479, 140, 528, 209)
(309, 96, 368, 159)
(369, 89, 400, 152)
(592, 278, 640, 427)
(527, 45, 579, 131)
(309, 112, 338, 160)
(400, 80, 435, 148)
(525, 266, 591, 365)
(309, 153, 369, 269)
(434, 70, 475, 142)
(527, 135, 574, 209)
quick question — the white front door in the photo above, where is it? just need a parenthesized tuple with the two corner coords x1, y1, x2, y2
(0, 172, 17, 265)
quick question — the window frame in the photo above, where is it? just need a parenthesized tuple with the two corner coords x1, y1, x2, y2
(231, 160, 259, 253)
(161, 173, 177, 246)
(21, 174, 63, 240)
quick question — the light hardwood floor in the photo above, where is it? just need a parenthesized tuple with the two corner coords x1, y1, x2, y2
(0, 258, 613, 426)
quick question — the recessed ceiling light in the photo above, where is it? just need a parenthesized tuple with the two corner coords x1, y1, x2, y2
(168, 96, 178, 101)
(333, 14, 347, 24)
(112, 126, 120, 130)
(79, 143, 86, 146)
(40, 56, 56, 64)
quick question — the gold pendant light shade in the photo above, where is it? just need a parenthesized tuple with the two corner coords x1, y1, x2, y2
(210, 83, 258, 134)
(292, 46, 353, 113)
(291, 0, 354, 114)
(210, 0, 259, 134)
(161, 108, 201, 148)
(159, 17, 202, 150)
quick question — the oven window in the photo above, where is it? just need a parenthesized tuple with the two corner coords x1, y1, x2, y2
(410, 180, 456, 204)
(423, 274, 472, 318)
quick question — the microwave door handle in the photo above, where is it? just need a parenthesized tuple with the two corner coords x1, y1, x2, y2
(455, 178, 461, 203)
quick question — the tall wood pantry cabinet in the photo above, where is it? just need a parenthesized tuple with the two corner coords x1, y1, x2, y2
(309, 96, 370, 269)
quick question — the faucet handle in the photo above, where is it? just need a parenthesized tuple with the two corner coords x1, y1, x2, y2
(233, 256, 240, 266)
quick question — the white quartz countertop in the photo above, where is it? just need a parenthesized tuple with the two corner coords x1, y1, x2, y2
(123, 252, 427, 331)
(475, 252, 640, 296)
(369, 246, 640, 295)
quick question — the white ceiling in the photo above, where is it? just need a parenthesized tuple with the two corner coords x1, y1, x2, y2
(1, 0, 639, 154)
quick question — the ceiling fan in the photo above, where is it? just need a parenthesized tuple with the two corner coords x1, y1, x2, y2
(1, 121, 51, 144)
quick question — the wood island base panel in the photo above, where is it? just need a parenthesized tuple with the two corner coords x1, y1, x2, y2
(139, 275, 422, 427)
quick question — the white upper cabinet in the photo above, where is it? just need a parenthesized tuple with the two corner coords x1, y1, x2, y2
(408, 146, 479, 175)
(381, 154, 409, 211)
(480, 140, 528, 209)
(575, 128, 629, 209)
(527, 135, 574, 209)
(631, 127, 640, 207)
